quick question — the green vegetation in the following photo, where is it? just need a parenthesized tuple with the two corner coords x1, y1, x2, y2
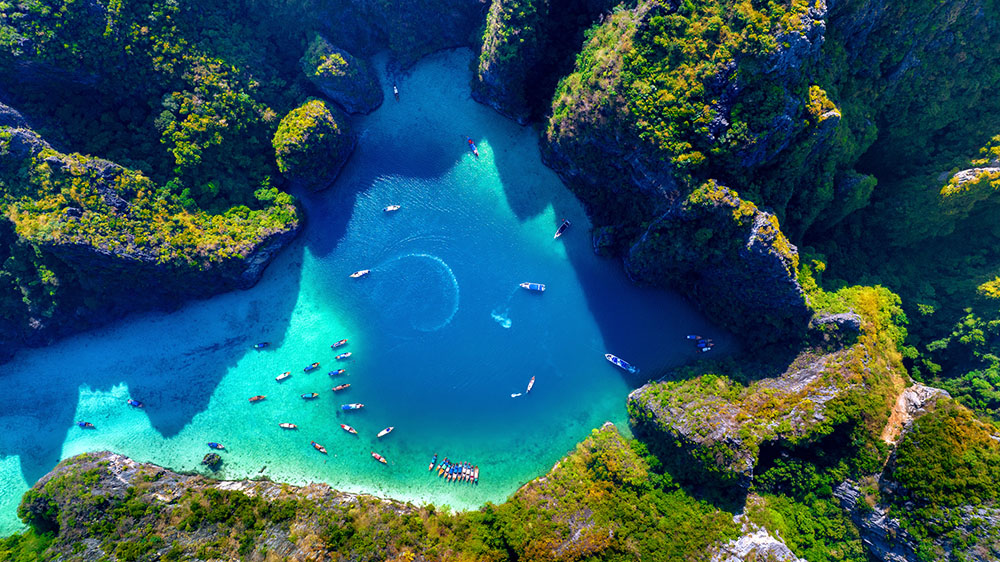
(272, 98, 354, 187)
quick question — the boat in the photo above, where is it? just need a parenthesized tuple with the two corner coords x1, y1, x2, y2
(393, 84, 399, 100)
(384, 205, 401, 212)
(519, 282, 546, 292)
(377, 426, 394, 438)
(275, 371, 291, 382)
(249, 395, 266, 403)
(438, 458, 449, 476)
(350, 269, 370, 278)
(202, 453, 222, 467)
(77, 421, 95, 429)
(371, 451, 387, 464)
(126, 399, 143, 408)
(473, 465, 479, 483)
(304, 362, 320, 372)
(686, 335, 702, 340)
(332, 383, 351, 392)
(553, 219, 571, 239)
(335, 352, 352, 361)
(301, 393, 319, 400)
(279, 423, 297, 429)
(208, 442, 225, 450)
(429, 453, 438, 471)
(341, 403, 364, 411)
(466, 137, 479, 158)
(331, 339, 348, 349)
(605, 353, 639, 374)
(329, 369, 346, 377)
(311, 441, 327, 454)
(526, 376, 535, 394)
(253, 342, 269, 350)
(510, 392, 522, 398)
(340, 423, 357, 435)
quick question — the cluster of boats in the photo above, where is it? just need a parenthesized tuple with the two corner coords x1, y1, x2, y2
(687, 334, 715, 352)
(429, 454, 479, 484)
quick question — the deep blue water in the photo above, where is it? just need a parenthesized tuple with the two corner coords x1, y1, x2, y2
(0, 49, 731, 534)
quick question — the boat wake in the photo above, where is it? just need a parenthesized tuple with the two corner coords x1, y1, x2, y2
(490, 309, 512, 329)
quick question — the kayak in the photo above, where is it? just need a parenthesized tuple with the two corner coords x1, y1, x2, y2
(331, 339, 348, 349)
(371, 451, 387, 464)
(377, 426, 394, 438)
(311, 441, 327, 454)
(279, 423, 297, 429)
(304, 362, 320, 372)
(301, 393, 319, 400)
(340, 423, 357, 435)
(335, 352, 352, 361)
(276, 371, 291, 382)
(249, 395, 266, 403)
(329, 369, 346, 377)
(332, 384, 351, 392)
(208, 442, 225, 450)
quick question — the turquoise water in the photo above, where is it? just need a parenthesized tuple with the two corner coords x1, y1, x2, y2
(0, 49, 730, 535)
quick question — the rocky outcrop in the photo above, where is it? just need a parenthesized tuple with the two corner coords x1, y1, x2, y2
(301, 34, 382, 115)
(710, 515, 805, 562)
(626, 182, 811, 344)
(272, 98, 356, 191)
(833, 480, 921, 562)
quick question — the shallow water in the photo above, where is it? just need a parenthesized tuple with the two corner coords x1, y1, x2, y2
(0, 49, 731, 535)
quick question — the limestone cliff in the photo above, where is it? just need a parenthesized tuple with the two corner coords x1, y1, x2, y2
(301, 34, 383, 115)
(272, 98, 356, 191)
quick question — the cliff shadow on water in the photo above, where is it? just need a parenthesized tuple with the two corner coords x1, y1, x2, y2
(0, 242, 306, 487)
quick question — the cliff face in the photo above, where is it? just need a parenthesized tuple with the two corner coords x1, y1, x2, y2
(272, 98, 357, 191)
(301, 34, 383, 115)
(626, 181, 810, 343)
(0, 117, 301, 361)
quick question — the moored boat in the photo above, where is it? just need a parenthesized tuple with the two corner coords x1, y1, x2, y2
(208, 442, 225, 450)
(377, 426, 394, 438)
(331, 339, 348, 348)
(301, 392, 319, 400)
(526, 376, 535, 394)
(335, 352, 352, 361)
(473, 465, 479, 483)
(466, 137, 479, 158)
(371, 451, 388, 464)
(350, 269, 370, 278)
(519, 282, 545, 292)
(249, 395, 266, 403)
(275, 371, 291, 382)
(341, 403, 364, 411)
(279, 423, 297, 429)
(77, 421, 95, 429)
(126, 399, 143, 408)
(340, 423, 357, 434)
(303, 362, 320, 372)
(332, 383, 351, 392)
(429, 453, 438, 471)
(253, 342, 269, 349)
(329, 369, 347, 377)
(311, 441, 327, 454)
(604, 353, 639, 374)
(553, 219, 571, 239)
(384, 205, 401, 212)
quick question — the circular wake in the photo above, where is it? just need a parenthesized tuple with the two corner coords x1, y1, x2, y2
(370, 253, 460, 332)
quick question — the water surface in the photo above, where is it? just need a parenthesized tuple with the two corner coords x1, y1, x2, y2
(0, 49, 730, 535)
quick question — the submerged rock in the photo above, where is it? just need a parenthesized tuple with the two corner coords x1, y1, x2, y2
(301, 34, 382, 115)
(272, 98, 357, 191)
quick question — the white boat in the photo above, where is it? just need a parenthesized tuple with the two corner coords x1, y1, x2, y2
(350, 269, 370, 278)
(553, 219, 571, 239)
(377, 426, 395, 438)
(384, 205, 401, 212)
(275, 371, 291, 382)
(526, 376, 535, 393)
(519, 282, 545, 292)
(510, 392, 522, 398)
(605, 354, 639, 374)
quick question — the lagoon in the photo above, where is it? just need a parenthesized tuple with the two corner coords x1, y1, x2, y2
(0, 49, 729, 535)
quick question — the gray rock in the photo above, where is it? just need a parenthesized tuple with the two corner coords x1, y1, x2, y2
(301, 34, 382, 115)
